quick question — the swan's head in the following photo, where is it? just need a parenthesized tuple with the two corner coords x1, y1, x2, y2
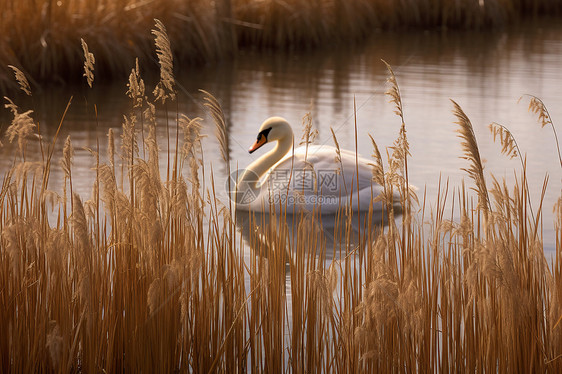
(249, 117, 293, 154)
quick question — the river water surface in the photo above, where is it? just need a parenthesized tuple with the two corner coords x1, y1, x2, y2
(1, 20, 561, 253)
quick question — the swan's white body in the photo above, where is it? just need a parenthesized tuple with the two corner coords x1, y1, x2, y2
(235, 117, 398, 214)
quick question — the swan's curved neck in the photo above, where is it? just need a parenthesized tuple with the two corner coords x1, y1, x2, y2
(240, 135, 293, 190)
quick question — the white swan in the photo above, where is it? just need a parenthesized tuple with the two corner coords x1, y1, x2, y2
(234, 117, 401, 214)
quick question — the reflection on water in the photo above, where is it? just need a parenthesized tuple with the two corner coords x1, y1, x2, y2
(234, 206, 391, 330)
(235, 208, 390, 264)
(1, 19, 561, 251)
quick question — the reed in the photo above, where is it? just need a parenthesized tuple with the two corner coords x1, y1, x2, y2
(1, 0, 562, 91)
(1, 27, 562, 372)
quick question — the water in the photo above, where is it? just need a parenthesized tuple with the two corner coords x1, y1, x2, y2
(1, 20, 561, 252)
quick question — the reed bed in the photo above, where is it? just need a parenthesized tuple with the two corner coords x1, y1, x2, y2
(2, 0, 562, 91)
(1, 21, 562, 372)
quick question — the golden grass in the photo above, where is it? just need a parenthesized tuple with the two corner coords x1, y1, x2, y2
(1, 26, 562, 371)
(1, 0, 562, 91)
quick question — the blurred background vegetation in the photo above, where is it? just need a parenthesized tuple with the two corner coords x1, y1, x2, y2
(1, 0, 562, 91)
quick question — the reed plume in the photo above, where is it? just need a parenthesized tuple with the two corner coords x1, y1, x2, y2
(152, 19, 176, 104)
(126, 58, 145, 108)
(368, 134, 385, 189)
(144, 106, 160, 181)
(201, 90, 229, 165)
(81, 39, 95, 88)
(7, 65, 32, 96)
(521, 94, 562, 168)
(383, 60, 405, 126)
(121, 114, 139, 164)
(451, 99, 490, 220)
(298, 112, 318, 175)
(488, 122, 536, 220)
(71, 192, 91, 253)
(60, 135, 74, 223)
(330, 127, 342, 170)
(383, 60, 416, 236)
(307, 269, 336, 316)
(4, 97, 36, 160)
(330, 127, 349, 195)
(299, 112, 318, 146)
(525, 94, 553, 129)
(98, 163, 118, 218)
(383, 60, 412, 201)
(46, 323, 63, 368)
(107, 128, 115, 170)
(147, 277, 163, 317)
(178, 114, 204, 199)
(368, 133, 396, 225)
(179, 115, 203, 161)
(488, 122, 519, 160)
(60, 135, 74, 179)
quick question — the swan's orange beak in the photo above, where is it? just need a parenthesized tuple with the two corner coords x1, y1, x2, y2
(249, 134, 267, 154)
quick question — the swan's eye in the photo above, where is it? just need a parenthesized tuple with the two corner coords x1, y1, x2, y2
(258, 127, 272, 141)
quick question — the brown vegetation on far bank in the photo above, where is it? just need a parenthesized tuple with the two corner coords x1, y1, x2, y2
(1, 0, 562, 91)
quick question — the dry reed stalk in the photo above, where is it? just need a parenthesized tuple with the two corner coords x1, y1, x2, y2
(367, 133, 393, 229)
(60, 135, 74, 229)
(488, 122, 519, 160)
(382, 60, 418, 266)
(121, 114, 139, 171)
(107, 128, 115, 171)
(80, 38, 95, 88)
(178, 114, 204, 217)
(152, 19, 176, 104)
(488, 121, 536, 221)
(143, 102, 160, 181)
(7, 65, 32, 96)
(201, 90, 229, 165)
(3, 97, 36, 160)
(451, 99, 491, 224)
(151, 18, 176, 183)
(178, 115, 203, 164)
(41, 97, 73, 194)
(521, 94, 562, 168)
(126, 58, 145, 109)
(383, 61, 411, 200)
(299, 112, 318, 158)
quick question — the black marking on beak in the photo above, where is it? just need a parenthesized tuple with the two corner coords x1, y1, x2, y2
(248, 127, 272, 154)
